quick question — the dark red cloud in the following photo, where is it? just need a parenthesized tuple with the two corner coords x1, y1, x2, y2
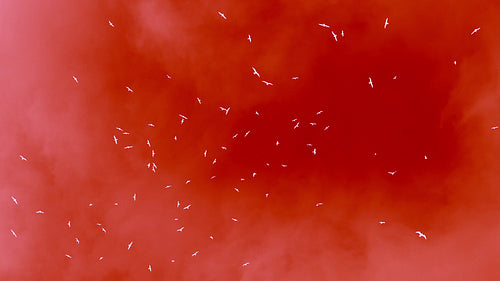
(1, 0, 500, 280)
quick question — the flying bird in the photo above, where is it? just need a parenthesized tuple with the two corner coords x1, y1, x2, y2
(231, 218, 238, 222)
(416, 231, 427, 239)
(75, 237, 80, 244)
(108, 20, 114, 27)
(192, 251, 199, 256)
(384, 18, 389, 29)
(10, 229, 17, 238)
(35, 210, 45, 214)
(11, 196, 18, 205)
(368, 77, 374, 88)
(113, 135, 118, 144)
(247, 35, 251, 42)
(331, 31, 338, 41)
(291, 76, 299, 80)
(262, 80, 273, 86)
(219, 107, 230, 115)
(491, 126, 498, 130)
(218, 11, 227, 19)
(177, 227, 184, 232)
(126, 86, 133, 92)
(65, 254, 72, 259)
(242, 262, 250, 267)
(128, 241, 133, 250)
(387, 171, 397, 175)
(471, 27, 480, 35)
(197, 97, 201, 104)
(318, 23, 330, 28)
(124, 146, 133, 149)
(379, 221, 386, 224)
(72, 76, 78, 83)
(251, 67, 260, 78)
(148, 265, 152, 272)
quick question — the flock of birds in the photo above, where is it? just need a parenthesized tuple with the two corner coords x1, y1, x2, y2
(9, 11, 493, 274)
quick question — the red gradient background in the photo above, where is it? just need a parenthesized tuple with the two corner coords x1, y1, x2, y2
(2, 0, 500, 280)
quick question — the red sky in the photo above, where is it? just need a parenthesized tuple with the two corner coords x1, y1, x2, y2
(1, 0, 500, 280)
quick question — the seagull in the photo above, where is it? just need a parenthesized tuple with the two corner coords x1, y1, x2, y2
(67, 221, 71, 228)
(368, 77, 374, 88)
(255, 111, 260, 115)
(148, 265, 152, 272)
(416, 231, 427, 239)
(210, 235, 214, 240)
(166, 74, 172, 79)
(218, 11, 227, 20)
(72, 76, 78, 83)
(387, 171, 397, 175)
(384, 18, 389, 29)
(252, 172, 257, 177)
(247, 35, 251, 42)
(152, 150, 155, 157)
(424, 155, 428, 160)
(35, 210, 45, 214)
(231, 218, 238, 222)
(65, 254, 72, 259)
(179, 114, 188, 120)
(108, 20, 114, 27)
(126, 86, 133, 92)
(192, 251, 199, 256)
(471, 27, 480, 35)
(244, 130, 251, 137)
(491, 126, 498, 130)
(177, 201, 180, 208)
(146, 139, 150, 147)
(234, 187, 239, 192)
(101, 227, 107, 233)
(221, 146, 227, 150)
(99, 257, 104, 261)
(312, 148, 317, 155)
(75, 237, 80, 244)
(324, 125, 330, 130)
(147, 123, 155, 127)
(197, 97, 201, 104)
(453, 60, 457, 65)
(251, 67, 260, 78)
(11, 196, 18, 205)
(294, 122, 300, 129)
(393, 75, 397, 79)
(291, 76, 299, 80)
(276, 140, 279, 146)
(185, 180, 191, 184)
(262, 80, 273, 86)
(316, 110, 323, 115)
(128, 241, 133, 250)
(183, 204, 191, 210)
(318, 23, 330, 28)
(10, 229, 17, 238)
(113, 135, 118, 144)
(242, 262, 250, 267)
(379, 221, 386, 224)
(341, 30, 344, 37)
(265, 193, 269, 198)
(124, 146, 133, 149)
(331, 31, 338, 41)
(177, 226, 184, 232)
(133, 193, 136, 201)
(219, 107, 230, 115)
(315, 202, 323, 207)
(165, 185, 172, 189)
(203, 149, 207, 157)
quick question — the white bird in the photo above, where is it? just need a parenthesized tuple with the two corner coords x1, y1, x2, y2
(491, 126, 498, 130)
(183, 204, 191, 210)
(265, 193, 269, 198)
(453, 60, 457, 65)
(291, 76, 299, 80)
(247, 35, 252, 42)
(424, 155, 428, 160)
(379, 221, 386, 224)
(152, 150, 155, 157)
(234, 187, 239, 192)
(35, 210, 45, 214)
(210, 235, 214, 240)
(324, 125, 330, 130)
(99, 257, 104, 261)
(315, 202, 323, 207)
(384, 18, 389, 29)
(393, 75, 397, 79)
(310, 122, 317, 126)
(11, 196, 18, 205)
(65, 254, 72, 259)
(124, 146, 133, 149)
(368, 77, 374, 88)
(113, 135, 118, 144)
(331, 31, 338, 41)
(185, 180, 191, 184)
(294, 122, 300, 129)
(75, 237, 80, 244)
(387, 171, 397, 175)
(73, 76, 78, 84)
(232, 133, 238, 138)
(192, 251, 199, 256)
(212, 158, 217, 164)
(177, 201, 180, 208)
(197, 97, 201, 104)
(252, 172, 257, 178)
(218, 11, 227, 20)
(128, 241, 133, 250)
(203, 149, 207, 157)
(318, 23, 330, 28)
(312, 148, 317, 155)
(126, 86, 133, 92)
(317, 110, 323, 115)
(19, 155, 27, 161)
(276, 140, 279, 146)
(219, 107, 230, 115)
(165, 185, 172, 189)
(262, 80, 273, 86)
(471, 27, 480, 35)
(341, 30, 344, 37)
(255, 111, 260, 115)
(231, 218, 238, 222)
(251, 67, 260, 78)
(148, 265, 152, 272)
(179, 114, 188, 120)
(146, 139, 150, 147)
(147, 123, 155, 127)
(245, 130, 251, 137)
(67, 220, 71, 228)
(101, 227, 107, 233)
(242, 262, 250, 267)
(416, 231, 427, 239)
(166, 74, 172, 79)
(177, 226, 184, 232)
(10, 229, 17, 238)
(174, 136, 178, 141)
(108, 20, 114, 27)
